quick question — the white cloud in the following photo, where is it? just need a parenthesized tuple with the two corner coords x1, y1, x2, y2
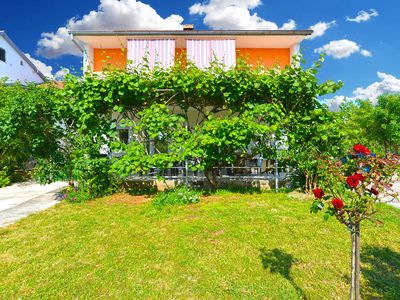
(25, 53, 70, 80)
(346, 9, 378, 23)
(353, 72, 400, 103)
(360, 49, 372, 57)
(306, 21, 336, 40)
(54, 69, 70, 81)
(325, 95, 347, 111)
(280, 19, 296, 30)
(189, 0, 295, 30)
(36, 0, 184, 58)
(325, 72, 400, 110)
(37, 27, 82, 59)
(315, 39, 371, 59)
(24, 53, 54, 78)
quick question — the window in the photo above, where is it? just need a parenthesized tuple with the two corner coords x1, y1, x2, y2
(127, 39, 176, 69)
(186, 39, 236, 69)
(118, 129, 129, 144)
(0, 47, 5, 62)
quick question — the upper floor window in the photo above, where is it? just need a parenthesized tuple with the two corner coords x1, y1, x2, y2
(127, 39, 175, 69)
(0, 47, 5, 62)
(187, 39, 236, 69)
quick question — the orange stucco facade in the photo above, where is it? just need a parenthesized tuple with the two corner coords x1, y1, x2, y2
(93, 47, 291, 72)
(237, 48, 290, 68)
(93, 48, 127, 72)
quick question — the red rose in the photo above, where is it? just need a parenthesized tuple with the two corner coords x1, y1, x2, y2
(313, 188, 324, 199)
(353, 144, 371, 156)
(346, 175, 360, 188)
(354, 173, 366, 181)
(353, 144, 366, 153)
(369, 188, 379, 196)
(332, 198, 344, 210)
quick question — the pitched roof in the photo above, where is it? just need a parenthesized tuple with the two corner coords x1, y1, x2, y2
(0, 30, 47, 81)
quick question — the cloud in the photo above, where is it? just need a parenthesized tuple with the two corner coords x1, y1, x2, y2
(306, 21, 336, 40)
(280, 19, 296, 30)
(346, 9, 378, 23)
(325, 95, 347, 111)
(189, 0, 295, 30)
(315, 39, 372, 59)
(325, 72, 400, 110)
(25, 53, 70, 80)
(24, 53, 54, 78)
(353, 72, 400, 103)
(36, 0, 184, 58)
(54, 69, 70, 81)
(360, 49, 372, 57)
(37, 27, 82, 59)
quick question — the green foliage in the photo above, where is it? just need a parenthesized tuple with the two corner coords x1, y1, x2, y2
(26, 55, 342, 195)
(74, 156, 118, 198)
(60, 186, 92, 203)
(152, 186, 200, 207)
(311, 145, 400, 225)
(338, 94, 400, 154)
(0, 81, 59, 179)
(0, 170, 11, 188)
(374, 94, 400, 153)
(283, 107, 355, 192)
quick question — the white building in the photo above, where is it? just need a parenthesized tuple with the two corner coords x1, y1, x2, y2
(0, 31, 46, 84)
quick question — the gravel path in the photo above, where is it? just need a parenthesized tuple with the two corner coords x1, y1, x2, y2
(0, 181, 67, 227)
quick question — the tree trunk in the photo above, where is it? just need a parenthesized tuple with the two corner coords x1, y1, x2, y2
(204, 169, 217, 191)
(68, 162, 73, 187)
(350, 223, 361, 300)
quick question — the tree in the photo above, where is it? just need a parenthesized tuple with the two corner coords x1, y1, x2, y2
(0, 81, 59, 185)
(283, 108, 355, 193)
(311, 144, 400, 299)
(338, 94, 400, 155)
(374, 94, 400, 154)
(34, 55, 342, 197)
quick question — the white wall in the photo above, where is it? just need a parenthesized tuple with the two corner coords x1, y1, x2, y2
(0, 36, 43, 84)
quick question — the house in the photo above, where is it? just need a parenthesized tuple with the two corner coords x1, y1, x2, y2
(70, 27, 312, 188)
(0, 31, 46, 84)
(70, 27, 312, 73)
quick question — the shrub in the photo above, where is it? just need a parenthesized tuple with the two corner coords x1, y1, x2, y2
(0, 170, 11, 188)
(152, 186, 200, 207)
(60, 186, 92, 203)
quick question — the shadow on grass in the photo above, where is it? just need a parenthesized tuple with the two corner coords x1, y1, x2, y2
(361, 246, 400, 299)
(259, 248, 307, 299)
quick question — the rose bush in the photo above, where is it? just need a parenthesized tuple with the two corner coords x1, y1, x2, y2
(310, 144, 399, 300)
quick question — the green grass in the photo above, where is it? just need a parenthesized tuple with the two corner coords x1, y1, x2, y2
(0, 192, 399, 299)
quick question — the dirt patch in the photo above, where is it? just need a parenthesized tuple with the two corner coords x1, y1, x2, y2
(103, 193, 152, 206)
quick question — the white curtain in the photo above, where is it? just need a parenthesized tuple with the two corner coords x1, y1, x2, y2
(187, 39, 236, 69)
(127, 39, 175, 69)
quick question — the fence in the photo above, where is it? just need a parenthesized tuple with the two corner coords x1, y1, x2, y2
(126, 162, 292, 191)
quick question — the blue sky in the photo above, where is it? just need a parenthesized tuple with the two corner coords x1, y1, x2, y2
(1, 0, 399, 107)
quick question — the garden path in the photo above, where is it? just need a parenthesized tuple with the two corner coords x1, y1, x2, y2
(0, 181, 66, 227)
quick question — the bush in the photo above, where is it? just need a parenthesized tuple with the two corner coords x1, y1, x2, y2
(0, 170, 11, 188)
(60, 186, 92, 203)
(152, 186, 200, 207)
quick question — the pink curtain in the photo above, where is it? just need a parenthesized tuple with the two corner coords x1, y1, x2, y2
(187, 39, 236, 69)
(127, 39, 175, 69)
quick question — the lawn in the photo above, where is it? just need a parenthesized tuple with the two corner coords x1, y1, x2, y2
(0, 192, 399, 299)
